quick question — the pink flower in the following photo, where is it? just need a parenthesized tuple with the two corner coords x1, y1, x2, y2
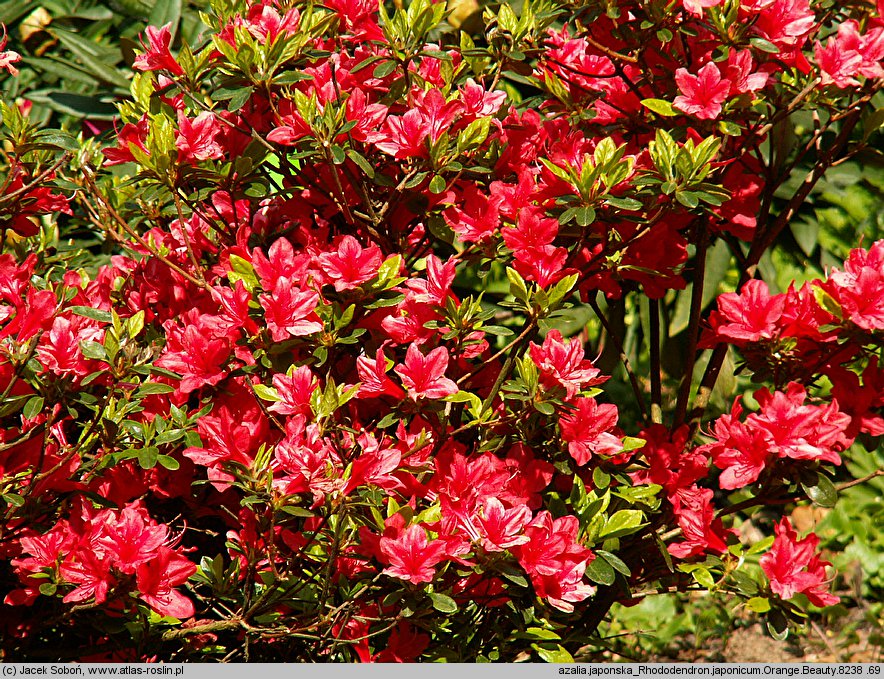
(761, 519, 839, 607)
(394, 344, 458, 400)
(674, 62, 731, 119)
(379, 524, 448, 584)
(0, 24, 21, 76)
(681, 0, 723, 15)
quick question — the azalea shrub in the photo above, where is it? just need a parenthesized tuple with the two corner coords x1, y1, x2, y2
(0, 0, 883, 663)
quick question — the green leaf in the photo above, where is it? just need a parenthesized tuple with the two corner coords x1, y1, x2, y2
(137, 447, 160, 469)
(675, 191, 699, 209)
(22, 396, 44, 421)
(801, 473, 838, 508)
(429, 174, 447, 194)
(253, 384, 280, 401)
(575, 205, 596, 226)
(605, 196, 643, 211)
(346, 149, 375, 178)
(532, 644, 574, 663)
(135, 382, 176, 397)
(373, 60, 397, 78)
(812, 285, 842, 318)
(32, 92, 119, 120)
(766, 608, 789, 641)
(747, 597, 771, 613)
(428, 591, 458, 613)
(34, 131, 80, 152)
(592, 467, 611, 489)
(693, 567, 715, 589)
(585, 556, 616, 585)
(482, 325, 514, 337)
(750, 37, 779, 53)
(533, 400, 555, 415)
(52, 29, 130, 89)
(69, 306, 113, 323)
(596, 549, 631, 577)
(157, 455, 180, 471)
(718, 120, 742, 136)
(3, 493, 25, 507)
(600, 509, 644, 539)
(641, 98, 678, 117)
(39, 582, 58, 597)
(80, 341, 108, 361)
(521, 627, 561, 641)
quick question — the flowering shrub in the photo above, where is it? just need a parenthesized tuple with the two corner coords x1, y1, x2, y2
(0, 0, 882, 662)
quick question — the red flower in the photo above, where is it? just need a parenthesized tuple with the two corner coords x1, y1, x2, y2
(760, 519, 839, 607)
(822, 240, 884, 331)
(443, 183, 501, 244)
(674, 62, 731, 120)
(136, 546, 197, 619)
(668, 486, 730, 558)
(98, 505, 168, 573)
(379, 524, 448, 584)
(394, 344, 458, 400)
(529, 329, 605, 400)
(703, 279, 785, 345)
(725, 49, 769, 95)
(357, 347, 405, 398)
(133, 24, 184, 75)
(155, 314, 232, 394)
(259, 278, 322, 341)
(700, 401, 772, 490)
(476, 498, 532, 552)
(513, 512, 595, 612)
(268, 365, 317, 416)
(318, 235, 383, 291)
(559, 397, 621, 465)
(176, 112, 224, 163)
(0, 288, 57, 343)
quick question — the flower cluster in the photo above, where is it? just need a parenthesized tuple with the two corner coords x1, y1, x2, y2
(0, 0, 881, 661)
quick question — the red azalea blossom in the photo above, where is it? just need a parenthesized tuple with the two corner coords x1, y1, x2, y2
(761, 519, 839, 607)
(674, 62, 731, 120)
(394, 344, 458, 400)
(559, 397, 621, 465)
(133, 24, 184, 76)
(379, 524, 449, 584)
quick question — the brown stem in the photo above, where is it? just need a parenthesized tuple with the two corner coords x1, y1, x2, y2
(588, 294, 648, 423)
(673, 227, 708, 428)
(648, 297, 662, 425)
(81, 170, 213, 292)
